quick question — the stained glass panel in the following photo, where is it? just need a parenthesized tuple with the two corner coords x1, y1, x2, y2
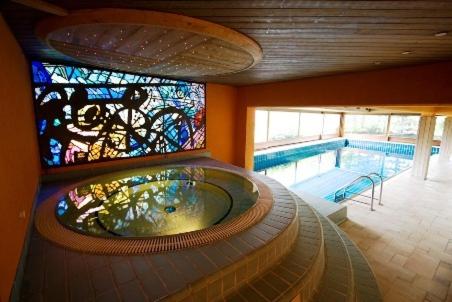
(32, 61, 206, 167)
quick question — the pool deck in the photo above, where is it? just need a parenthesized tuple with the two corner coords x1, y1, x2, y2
(290, 189, 348, 225)
(340, 156, 452, 301)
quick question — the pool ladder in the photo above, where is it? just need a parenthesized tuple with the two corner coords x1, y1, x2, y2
(333, 173, 383, 211)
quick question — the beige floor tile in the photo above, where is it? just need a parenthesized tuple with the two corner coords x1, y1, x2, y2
(384, 289, 415, 302)
(385, 277, 426, 302)
(446, 285, 452, 302)
(340, 158, 452, 302)
(412, 275, 449, 300)
(434, 261, 452, 285)
(391, 254, 408, 266)
(404, 251, 440, 279)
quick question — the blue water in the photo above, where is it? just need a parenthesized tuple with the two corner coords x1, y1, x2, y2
(257, 146, 413, 202)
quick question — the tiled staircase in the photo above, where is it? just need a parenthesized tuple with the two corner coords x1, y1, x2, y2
(225, 180, 382, 302)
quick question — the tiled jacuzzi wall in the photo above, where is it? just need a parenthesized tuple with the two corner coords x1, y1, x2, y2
(25, 158, 307, 302)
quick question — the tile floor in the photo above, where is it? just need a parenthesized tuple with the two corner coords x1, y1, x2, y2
(340, 156, 452, 302)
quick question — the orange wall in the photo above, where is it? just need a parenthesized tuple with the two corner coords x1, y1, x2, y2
(206, 83, 238, 164)
(235, 61, 452, 168)
(239, 61, 452, 107)
(0, 15, 41, 302)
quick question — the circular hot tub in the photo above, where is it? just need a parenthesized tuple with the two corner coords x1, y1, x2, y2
(36, 165, 271, 254)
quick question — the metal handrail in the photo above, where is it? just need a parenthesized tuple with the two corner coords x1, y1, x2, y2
(368, 173, 383, 206)
(333, 173, 384, 211)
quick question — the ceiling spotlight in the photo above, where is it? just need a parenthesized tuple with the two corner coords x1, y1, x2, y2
(434, 31, 448, 37)
(401, 51, 412, 55)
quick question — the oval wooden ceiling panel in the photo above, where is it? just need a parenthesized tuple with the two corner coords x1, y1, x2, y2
(35, 8, 263, 77)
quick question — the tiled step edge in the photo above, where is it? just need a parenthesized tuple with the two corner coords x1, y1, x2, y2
(314, 214, 355, 302)
(225, 192, 325, 302)
(335, 227, 383, 302)
(167, 177, 301, 302)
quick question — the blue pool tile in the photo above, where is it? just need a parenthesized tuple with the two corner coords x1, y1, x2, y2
(254, 138, 441, 203)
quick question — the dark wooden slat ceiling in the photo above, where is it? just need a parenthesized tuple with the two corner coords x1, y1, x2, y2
(2, 0, 452, 85)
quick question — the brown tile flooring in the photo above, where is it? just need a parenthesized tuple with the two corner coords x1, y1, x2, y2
(340, 157, 452, 302)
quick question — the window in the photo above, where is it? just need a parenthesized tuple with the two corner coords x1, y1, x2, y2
(32, 61, 206, 167)
(268, 111, 299, 141)
(254, 110, 341, 146)
(254, 110, 269, 143)
(389, 115, 420, 138)
(434, 116, 446, 140)
(299, 113, 323, 137)
(323, 114, 341, 136)
(344, 114, 388, 135)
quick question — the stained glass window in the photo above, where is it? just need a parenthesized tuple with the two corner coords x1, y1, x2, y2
(32, 61, 206, 167)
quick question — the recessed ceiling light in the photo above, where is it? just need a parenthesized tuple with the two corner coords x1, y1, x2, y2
(401, 51, 412, 55)
(435, 31, 448, 37)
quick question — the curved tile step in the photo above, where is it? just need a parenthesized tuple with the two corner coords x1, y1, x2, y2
(335, 227, 382, 302)
(225, 188, 325, 302)
(223, 174, 382, 302)
(313, 214, 355, 302)
(311, 209, 382, 302)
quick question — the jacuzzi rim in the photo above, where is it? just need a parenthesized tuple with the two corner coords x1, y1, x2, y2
(35, 164, 274, 254)
(56, 178, 235, 239)
(52, 165, 255, 238)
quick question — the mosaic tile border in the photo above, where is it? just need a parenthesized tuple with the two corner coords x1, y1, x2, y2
(347, 139, 440, 158)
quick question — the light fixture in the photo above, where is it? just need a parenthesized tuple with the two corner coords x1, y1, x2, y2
(401, 51, 412, 55)
(36, 9, 262, 77)
(434, 31, 448, 37)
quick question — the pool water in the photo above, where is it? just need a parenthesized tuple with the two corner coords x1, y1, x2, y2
(257, 147, 413, 202)
(56, 166, 258, 237)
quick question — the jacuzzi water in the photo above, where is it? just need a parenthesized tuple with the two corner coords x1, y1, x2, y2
(56, 166, 259, 237)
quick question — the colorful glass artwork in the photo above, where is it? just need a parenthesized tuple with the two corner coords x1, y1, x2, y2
(31, 61, 206, 167)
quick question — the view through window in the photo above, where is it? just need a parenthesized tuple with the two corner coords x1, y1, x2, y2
(344, 114, 388, 135)
(254, 110, 341, 146)
(389, 115, 420, 138)
(435, 116, 446, 140)
(255, 110, 442, 150)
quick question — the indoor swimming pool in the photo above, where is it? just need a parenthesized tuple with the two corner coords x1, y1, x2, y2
(255, 139, 440, 202)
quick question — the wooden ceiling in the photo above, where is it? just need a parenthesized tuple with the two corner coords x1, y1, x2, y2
(2, 0, 452, 85)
